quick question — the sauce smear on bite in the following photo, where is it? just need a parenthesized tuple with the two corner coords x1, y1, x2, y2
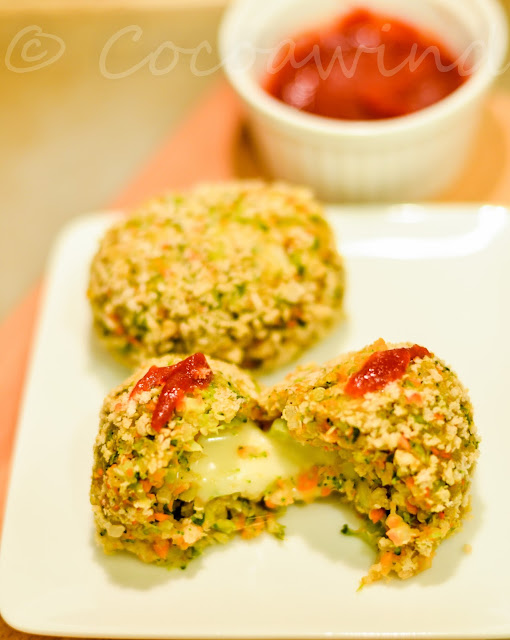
(131, 353, 213, 432)
(264, 8, 468, 120)
(345, 345, 430, 397)
(130, 364, 178, 398)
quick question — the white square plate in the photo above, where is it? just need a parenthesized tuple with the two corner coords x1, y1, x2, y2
(1, 204, 510, 639)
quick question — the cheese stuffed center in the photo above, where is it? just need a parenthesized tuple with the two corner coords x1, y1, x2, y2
(192, 420, 336, 503)
(91, 354, 338, 570)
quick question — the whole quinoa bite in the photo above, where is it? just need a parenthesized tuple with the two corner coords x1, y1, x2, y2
(87, 181, 345, 370)
(91, 353, 338, 568)
(262, 339, 480, 585)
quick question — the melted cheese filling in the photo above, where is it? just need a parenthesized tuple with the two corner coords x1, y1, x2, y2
(190, 420, 336, 503)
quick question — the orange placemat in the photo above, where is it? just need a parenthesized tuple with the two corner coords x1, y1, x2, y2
(1, 80, 510, 639)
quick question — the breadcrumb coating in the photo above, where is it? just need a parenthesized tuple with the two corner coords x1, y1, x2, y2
(261, 339, 480, 584)
(88, 181, 345, 370)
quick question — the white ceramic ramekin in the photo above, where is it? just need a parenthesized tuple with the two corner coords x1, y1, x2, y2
(219, 0, 508, 202)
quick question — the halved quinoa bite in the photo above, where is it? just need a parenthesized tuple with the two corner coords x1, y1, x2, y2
(91, 353, 337, 568)
(87, 181, 345, 371)
(261, 339, 480, 585)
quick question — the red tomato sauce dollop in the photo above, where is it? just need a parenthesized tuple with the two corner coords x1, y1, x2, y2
(264, 9, 469, 120)
(131, 353, 213, 432)
(345, 345, 430, 397)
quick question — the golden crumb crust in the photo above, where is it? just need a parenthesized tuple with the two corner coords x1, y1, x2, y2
(90, 354, 285, 567)
(88, 181, 345, 371)
(261, 338, 480, 584)
(91, 340, 479, 583)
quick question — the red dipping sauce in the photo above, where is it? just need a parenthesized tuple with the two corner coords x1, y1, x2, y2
(131, 353, 213, 432)
(345, 345, 430, 398)
(264, 8, 470, 121)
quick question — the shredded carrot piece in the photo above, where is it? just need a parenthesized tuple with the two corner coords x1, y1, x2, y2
(369, 508, 386, 524)
(172, 484, 187, 496)
(173, 536, 190, 551)
(151, 469, 165, 487)
(406, 500, 418, 515)
(140, 479, 152, 493)
(153, 539, 170, 559)
(408, 393, 423, 405)
(297, 469, 319, 492)
(380, 551, 394, 576)
(153, 513, 170, 522)
(431, 447, 452, 460)
(398, 435, 411, 451)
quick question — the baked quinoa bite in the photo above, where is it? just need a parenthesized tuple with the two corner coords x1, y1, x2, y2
(91, 353, 337, 568)
(87, 181, 345, 370)
(262, 339, 480, 585)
